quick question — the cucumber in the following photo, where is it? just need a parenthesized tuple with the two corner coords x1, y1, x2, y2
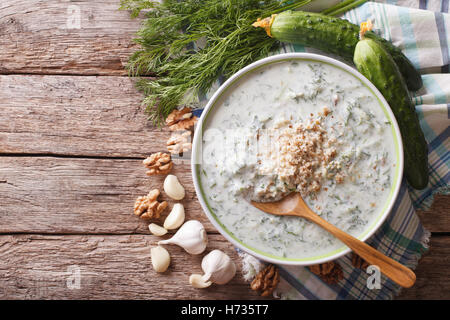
(354, 38, 428, 189)
(369, 35, 423, 92)
(257, 11, 422, 91)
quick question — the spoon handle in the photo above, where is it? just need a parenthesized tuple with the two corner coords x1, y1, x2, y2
(301, 210, 416, 288)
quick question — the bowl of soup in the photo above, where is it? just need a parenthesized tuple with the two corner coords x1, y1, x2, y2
(191, 53, 404, 265)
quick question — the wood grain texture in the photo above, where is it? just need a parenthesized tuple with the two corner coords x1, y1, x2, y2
(0, 0, 448, 301)
(0, 157, 213, 234)
(0, 0, 140, 75)
(0, 234, 262, 299)
(397, 235, 450, 299)
(0, 75, 171, 157)
(416, 195, 450, 233)
(1, 156, 447, 235)
(0, 233, 448, 299)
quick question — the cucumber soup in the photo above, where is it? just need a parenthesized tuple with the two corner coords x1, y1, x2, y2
(199, 59, 398, 259)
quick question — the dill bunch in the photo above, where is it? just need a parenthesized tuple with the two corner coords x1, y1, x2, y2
(120, 0, 311, 124)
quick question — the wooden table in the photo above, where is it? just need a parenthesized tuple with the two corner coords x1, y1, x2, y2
(0, 0, 448, 300)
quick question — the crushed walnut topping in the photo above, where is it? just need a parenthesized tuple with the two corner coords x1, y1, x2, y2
(309, 261, 344, 284)
(134, 189, 168, 220)
(321, 106, 331, 116)
(143, 152, 173, 175)
(250, 264, 280, 297)
(255, 114, 344, 201)
(335, 173, 345, 184)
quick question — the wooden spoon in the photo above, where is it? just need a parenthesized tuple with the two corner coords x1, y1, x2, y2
(251, 193, 416, 288)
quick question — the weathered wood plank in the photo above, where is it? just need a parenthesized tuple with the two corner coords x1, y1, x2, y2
(0, 233, 447, 299)
(0, 157, 214, 234)
(0, 156, 448, 234)
(416, 194, 450, 233)
(0, 75, 170, 157)
(397, 235, 450, 299)
(0, 234, 263, 299)
(0, 0, 140, 75)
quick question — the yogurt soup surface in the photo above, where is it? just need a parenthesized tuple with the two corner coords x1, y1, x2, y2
(200, 59, 398, 260)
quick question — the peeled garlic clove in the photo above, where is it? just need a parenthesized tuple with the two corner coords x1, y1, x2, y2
(201, 249, 236, 285)
(163, 203, 185, 230)
(149, 223, 168, 236)
(158, 220, 207, 255)
(151, 246, 170, 273)
(164, 174, 185, 200)
(189, 274, 212, 289)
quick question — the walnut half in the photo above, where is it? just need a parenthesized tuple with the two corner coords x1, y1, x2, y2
(309, 261, 343, 285)
(134, 189, 168, 220)
(166, 107, 198, 131)
(351, 253, 369, 270)
(250, 264, 280, 297)
(165, 108, 197, 155)
(143, 152, 173, 176)
(166, 107, 192, 126)
(167, 131, 192, 155)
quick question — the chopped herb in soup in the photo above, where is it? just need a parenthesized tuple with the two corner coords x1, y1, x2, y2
(200, 60, 397, 259)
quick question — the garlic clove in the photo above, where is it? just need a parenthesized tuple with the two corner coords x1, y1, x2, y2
(201, 249, 236, 285)
(163, 174, 185, 200)
(151, 246, 171, 273)
(158, 220, 207, 255)
(163, 203, 185, 230)
(149, 223, 168, 236)
(189, 274, 212, 289)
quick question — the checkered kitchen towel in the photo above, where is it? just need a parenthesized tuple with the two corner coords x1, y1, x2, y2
(195, 0, 450, 299)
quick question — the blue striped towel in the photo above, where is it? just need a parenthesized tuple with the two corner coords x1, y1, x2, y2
(196, 0, 449, 299)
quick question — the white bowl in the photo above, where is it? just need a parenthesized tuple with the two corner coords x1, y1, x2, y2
(191, 53, 404, 266)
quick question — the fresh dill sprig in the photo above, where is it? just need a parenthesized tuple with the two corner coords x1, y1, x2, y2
(119, 0, 311, 125)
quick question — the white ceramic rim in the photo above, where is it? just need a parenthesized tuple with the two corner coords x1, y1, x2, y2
(191, 52, 404, 266)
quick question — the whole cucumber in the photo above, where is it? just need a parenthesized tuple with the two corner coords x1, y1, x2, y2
(354, 38, 428, 189)
(262, 11, 422, 91)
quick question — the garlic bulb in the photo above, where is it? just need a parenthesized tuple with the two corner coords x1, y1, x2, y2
(158, 220, 207, 255)
(189, 274, 212, 289)
(163, 203, 185, 230)
(149, 223, 168, 236)
(151, 246, 170, 273)
(201, 250, 236, 285)
(164, 174, 185, 200)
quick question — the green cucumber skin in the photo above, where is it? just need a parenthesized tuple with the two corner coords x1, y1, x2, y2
(270, 11, 423, 91)
(354, 39, 428, 189)
(366, 35, 422, 92)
